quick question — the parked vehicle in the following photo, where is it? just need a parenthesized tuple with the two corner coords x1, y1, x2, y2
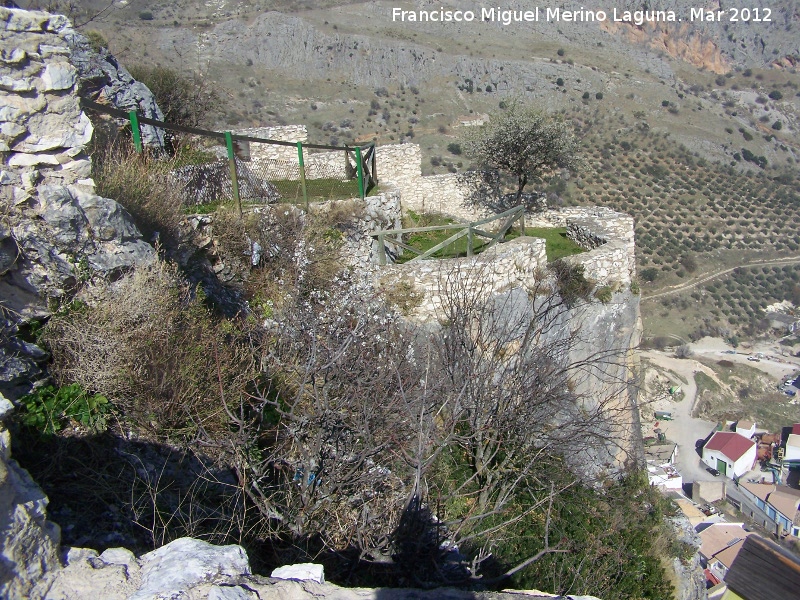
(785, 389, 796, 397)
(706, 467, 721, 476)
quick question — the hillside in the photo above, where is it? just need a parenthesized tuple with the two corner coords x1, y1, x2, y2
(48, 0, 800, 341)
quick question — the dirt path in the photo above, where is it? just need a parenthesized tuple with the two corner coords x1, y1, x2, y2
(641, 256, 800, 301)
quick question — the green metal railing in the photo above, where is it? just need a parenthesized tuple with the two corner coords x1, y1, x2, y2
(371, 205, 526, 265)
(81, 99, 377, 210)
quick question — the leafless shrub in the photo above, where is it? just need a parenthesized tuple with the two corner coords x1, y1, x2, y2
(222, 256, 635, 583)
(42, 259, 257, 440)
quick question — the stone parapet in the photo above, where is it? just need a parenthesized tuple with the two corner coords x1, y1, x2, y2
(561, 207, 636, 286)
(378, 237, 547, 323)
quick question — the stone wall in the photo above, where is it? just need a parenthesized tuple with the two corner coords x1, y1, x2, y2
(378, 237, 547, 323)
(377, 144, 482, 222)
(309, 190, 402, 267)
(560, 207, 637, 286)
(374, 140, 636, 287)
(233, 125, 354, 180)
(235, 125, 307, 162)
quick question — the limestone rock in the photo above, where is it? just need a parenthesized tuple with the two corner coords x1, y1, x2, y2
(40, 63, 76, 91)
(0, 393, 13, 420)
(65, 30, 165, 148)
(0, 415, 61, 600)
(0, 318, 46, 400)
(131, 537, 251, 600)
(1, 184, 155, 319)
(271, 563, 325, 584)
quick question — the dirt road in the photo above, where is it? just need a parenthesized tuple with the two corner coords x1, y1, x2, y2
(689, 336, 800, 380)
(641, 350, 721, 484)
(642, 256, 800, 301)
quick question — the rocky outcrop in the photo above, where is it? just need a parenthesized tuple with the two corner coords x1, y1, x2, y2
(0, 396, 61, 600)
(0, 7, 93, 187)
(65, 29, 165, 148)
(1, 7, 157, 321)
(0, 184, 155, 319)
(33, 536, 602, 600)
(669, 515, 706, 600)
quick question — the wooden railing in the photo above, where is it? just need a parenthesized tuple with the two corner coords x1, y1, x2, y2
(371, 205, 526, 265)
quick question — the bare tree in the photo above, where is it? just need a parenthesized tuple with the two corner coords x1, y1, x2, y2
(219, 250, 637, 585)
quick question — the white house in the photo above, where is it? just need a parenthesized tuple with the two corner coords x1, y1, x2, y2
(735, 420, 756, 439)
(702, 431, 757, 478)
(786, 426, 800, 462)
(647, 464, 682, 490)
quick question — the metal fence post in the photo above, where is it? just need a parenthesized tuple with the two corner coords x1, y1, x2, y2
(224, 131, 242, 218)
(297, 142, 309, 211)
(355, 146, 365, 200)
(128, 111, 142, 153)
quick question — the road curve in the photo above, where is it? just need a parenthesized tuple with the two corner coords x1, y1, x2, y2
(641, 256, 800, 302)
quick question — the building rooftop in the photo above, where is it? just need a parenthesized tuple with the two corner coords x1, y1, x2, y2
(787, 433, 800, 449)
(740, 481, 774, 502)
(737, 420, 754, 431)
(699, 523, 751, 564)
(792, 423, 800, 436)
(674, 497, 707, 526)
(766, 486, 800, 524)
(725, 535, 800, 599)
(644, 443, 676, 465)
(705, 431, 756, 462)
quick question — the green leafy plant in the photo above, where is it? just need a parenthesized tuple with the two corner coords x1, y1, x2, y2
(19, 384, 111, 435)
(595, 285, 614, 303)
(550, 260, 593, 307)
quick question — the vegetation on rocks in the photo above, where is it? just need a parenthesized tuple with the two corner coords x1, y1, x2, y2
(11, 136, 677, 597)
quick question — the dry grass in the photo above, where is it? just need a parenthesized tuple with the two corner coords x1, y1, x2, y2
(42, 260, 257, 441)
(92, 144, 185, 248)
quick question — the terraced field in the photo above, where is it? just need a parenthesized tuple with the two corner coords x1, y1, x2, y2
(546, 117, 800, 339)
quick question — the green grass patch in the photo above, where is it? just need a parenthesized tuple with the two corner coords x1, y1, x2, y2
(695, 372, 720, 395)
(269, 178, 376, 203)
(394, 216, 585, 264)
(509, 227, 586, 261)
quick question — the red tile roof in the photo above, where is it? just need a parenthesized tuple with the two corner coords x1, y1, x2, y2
(705, 431, 756, 462)
(792, 423, 800, 435)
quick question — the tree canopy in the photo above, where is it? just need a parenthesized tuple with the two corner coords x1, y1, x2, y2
(461, 102, 580, 212)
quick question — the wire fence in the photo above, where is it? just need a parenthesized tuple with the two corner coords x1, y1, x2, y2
(81, 99, 377, 214)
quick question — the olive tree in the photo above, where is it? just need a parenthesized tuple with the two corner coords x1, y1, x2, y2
(460, 101, 580, 212)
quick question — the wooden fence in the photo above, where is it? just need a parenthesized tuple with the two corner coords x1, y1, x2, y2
(371, 205, 526, 265)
